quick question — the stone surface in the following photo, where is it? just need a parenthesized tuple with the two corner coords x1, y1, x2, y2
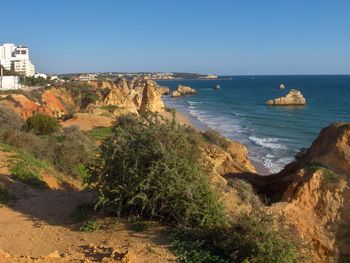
(171, 90, 182, 97)
(266, 89, 306, 105)
(176, 85, 196, 95)
(139, 81, 165, 113)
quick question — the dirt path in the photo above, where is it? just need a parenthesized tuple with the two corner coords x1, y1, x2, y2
(0, 151, 176, 263)
(0, 187, 176, 262)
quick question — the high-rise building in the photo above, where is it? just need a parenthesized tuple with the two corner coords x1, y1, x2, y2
(0, 43, 35, 77)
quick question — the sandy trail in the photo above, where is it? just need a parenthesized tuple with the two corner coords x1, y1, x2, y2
(0, 151, 175, 262)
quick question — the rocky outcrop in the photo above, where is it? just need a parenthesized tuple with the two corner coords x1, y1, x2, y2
(139, 81, 165, 113)
(171, 91, 182, 97)
(201, 140, 256, 178)
(280, 83, 285, 90)
(235, 123, 350, 262)
(266, 89, 306, 105)
(171, 85, 196, 97)
(157, 86, 170, 95)
(0, 77, 166, 121)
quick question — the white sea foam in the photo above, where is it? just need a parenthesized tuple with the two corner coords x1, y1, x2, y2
(248, 136, 287, 150)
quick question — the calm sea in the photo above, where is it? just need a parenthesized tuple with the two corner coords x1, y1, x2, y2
(158, 75, 350, 174)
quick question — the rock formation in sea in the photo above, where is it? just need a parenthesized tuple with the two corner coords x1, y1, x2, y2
(171, 85, 196, 97)
(266, 89, 306, 105)
(280, 83, 285, 90)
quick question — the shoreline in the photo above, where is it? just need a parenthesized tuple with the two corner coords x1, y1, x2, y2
(162, 101, 271, 175)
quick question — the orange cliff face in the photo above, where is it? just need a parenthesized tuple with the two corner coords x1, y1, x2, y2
(0, 78, 167, 121)
(236, 123, 350, 262)
(0, 88, 74, 119)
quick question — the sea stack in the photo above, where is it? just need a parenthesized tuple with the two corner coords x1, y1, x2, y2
(214, 84, 221, 90)
(280, 83, 285, 90)
(171, 85, 196, 97)
(266, 89, 306, 106)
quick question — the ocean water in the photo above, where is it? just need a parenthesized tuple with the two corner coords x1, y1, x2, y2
(158, 75, 350, 174)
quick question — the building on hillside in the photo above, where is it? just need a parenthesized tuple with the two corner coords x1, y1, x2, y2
(0, 75, 21, 90)
(34, 72, 47, 79)
(78, 73, 97, 81)
(0, 43, 35, 77)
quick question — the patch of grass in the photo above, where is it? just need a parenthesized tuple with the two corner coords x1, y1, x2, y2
(100, 104, 118, 112)
(165, 106, 176, 115)
(128, 219, 149, 232)
(79, 219, 102, 232)
(308, 163, 342, 184)
(87, 126, 112, 141)
(171, 229, 229, 263)
(10, 161, 47, 188)
(202, 129, 229, 149)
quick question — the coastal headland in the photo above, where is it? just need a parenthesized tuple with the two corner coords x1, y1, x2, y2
(0, 77, 349, 262)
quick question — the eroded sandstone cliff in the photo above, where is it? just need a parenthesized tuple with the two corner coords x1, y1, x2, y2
(231, 123, 350, 262)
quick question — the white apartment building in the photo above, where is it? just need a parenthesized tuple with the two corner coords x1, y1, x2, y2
(0, 76, 22, 90)
(0, 43, 35, 77)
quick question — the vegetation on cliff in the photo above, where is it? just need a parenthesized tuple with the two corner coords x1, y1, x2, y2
(86, 113, 226, 228)
(23, 114, 60, 135)
(84, 113, 300, 262)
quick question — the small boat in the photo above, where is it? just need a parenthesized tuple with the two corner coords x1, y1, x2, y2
(214, 84, 221, 90)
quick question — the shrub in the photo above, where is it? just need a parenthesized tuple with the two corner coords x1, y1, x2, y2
(86, 113, 225, 228)
(172, 211, 300, 263)
(0, 106, 23, 131)
(79, 219, 102, 232)
(3, 126, 95, 178)
(203, 129, 229, 149)
(23, 114, 60, 135)
(228, 178, 262, 207)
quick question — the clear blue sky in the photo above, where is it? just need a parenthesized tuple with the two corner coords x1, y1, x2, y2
(2, 0, 350, 75)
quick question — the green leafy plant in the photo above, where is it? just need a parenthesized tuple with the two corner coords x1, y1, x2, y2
(87, 113, 225, 228)
(171, 211, 300, 263)
(23, 114, 60, 135)
(79, 219, 102, 232)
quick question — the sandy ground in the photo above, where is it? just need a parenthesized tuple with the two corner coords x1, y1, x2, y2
(0, 149, 176, 263)
(60, 113, 114, 131)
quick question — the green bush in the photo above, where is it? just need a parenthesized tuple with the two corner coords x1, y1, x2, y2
(3, 126, 95, 178)
(203, 129, 229, 149)
(23, 114, 60, 135)
(172, 211, 300, 263)
(86, 113, 225, 228)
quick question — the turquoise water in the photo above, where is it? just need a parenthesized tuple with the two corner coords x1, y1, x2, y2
(158, 75, 350, 174)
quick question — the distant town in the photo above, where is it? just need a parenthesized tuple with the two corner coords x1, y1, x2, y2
(0, 43, 218, 90)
